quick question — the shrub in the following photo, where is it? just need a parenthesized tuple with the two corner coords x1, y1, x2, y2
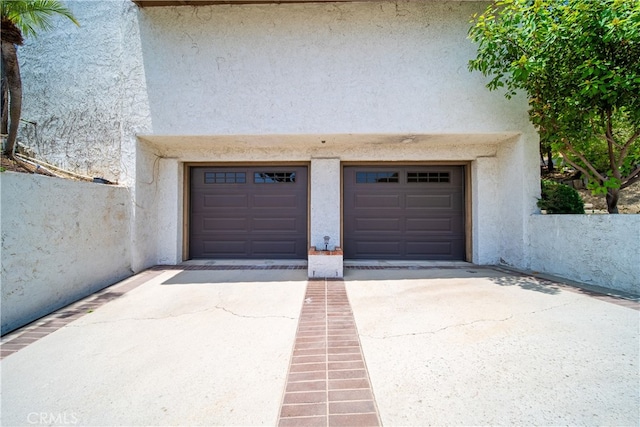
(538, 179, 585, 214)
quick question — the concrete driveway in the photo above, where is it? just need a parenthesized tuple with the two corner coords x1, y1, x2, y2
(1, 264, 638, 426)
(345, 267, 639, 426)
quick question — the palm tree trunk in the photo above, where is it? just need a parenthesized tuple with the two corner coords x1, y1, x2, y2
(1, 54, 7, 135)
(1, 40, 21, 158)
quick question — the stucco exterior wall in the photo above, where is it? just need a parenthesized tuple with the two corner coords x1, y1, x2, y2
(16, 0, 540, 270)
(310, 158, 341, 251)
(19, 1, 534, 171)
(528, 215, 640, 295)
(131, 139, 162, 271)
(472, 156, 501, 263)
(0, 173, 133, 334)
(137, 1, 528, 135)
(17, 1, 143, 183)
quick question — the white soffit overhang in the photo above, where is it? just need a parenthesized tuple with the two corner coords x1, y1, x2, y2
(136, 133, 519, 157)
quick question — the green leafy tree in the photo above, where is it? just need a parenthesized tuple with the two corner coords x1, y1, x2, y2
(1, 0, 78, 159)
(469, 0, 640, 213)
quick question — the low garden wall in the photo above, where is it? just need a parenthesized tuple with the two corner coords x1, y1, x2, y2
(528, 214, 640, 295)
(1, 172, 133, 334)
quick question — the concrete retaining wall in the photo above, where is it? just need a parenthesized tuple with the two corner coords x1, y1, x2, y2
(528, 214, 640, 295)
(1, 173, 133, 334)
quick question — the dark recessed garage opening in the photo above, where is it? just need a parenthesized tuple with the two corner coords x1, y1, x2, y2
(189, 166, 308, 259)
(343, 165, 465, 260)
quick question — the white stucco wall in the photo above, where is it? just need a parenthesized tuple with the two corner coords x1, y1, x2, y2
(472, 155, 501, 263)
(156, 158, 184, 265)
(0, 173, 133, 334)
(131, 139, 162, 271)
(17, 1, 144, 183)
(20, 1, 533, 166)
(133, 0, 538, 265)
(17, 0, 539, 269)
(495, 133, 541, 267)
(137, 1, 528, 135)
(528, 215, 640, 295)
(310, 158, 341, 251)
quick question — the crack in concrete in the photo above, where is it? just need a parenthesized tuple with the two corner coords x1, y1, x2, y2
(361, 301, 575, 340)
(65, 305, 296, 326)
(361, 315, 515, 340)
(213, 305, 296, 320)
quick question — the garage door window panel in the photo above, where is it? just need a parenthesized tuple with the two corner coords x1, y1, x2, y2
(204, 172, 246, 184)
(356, 172, 399, 183)
(254, 172, 296, 183)
(407, 172, 450, 183)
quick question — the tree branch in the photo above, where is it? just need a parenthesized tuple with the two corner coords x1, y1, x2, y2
(604, 110, 621, 178)
(618, 128, 640, 171)
(561, 140, 607, 182)
(621, 165, 640, 190)
(558, 149, 601, 184)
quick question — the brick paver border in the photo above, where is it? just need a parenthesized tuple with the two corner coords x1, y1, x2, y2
(0, 269, 164, 360)
(278, 280, 381, 427)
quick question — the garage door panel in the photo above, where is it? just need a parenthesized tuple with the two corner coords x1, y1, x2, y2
(203, 217, 249, 232)
(406, 194, 454, 209)
(252, 218, 300, 232)
(252, 240, 300, 256)
(406, 241, 461, 257)
(253, 194, 298, 209)
(354, 218, 401, 232)
(406, 217, 453, 232)
(190, 166, 308, 259)
(354, 194, 401, 209)
(202, 240, 248, 255)
(344, 166, 465, 260)
(352, 241, 401, 256)
(203, 194, 248, 209)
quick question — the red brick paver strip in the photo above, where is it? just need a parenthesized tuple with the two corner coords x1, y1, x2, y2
(0, 269, 164, 360)
(278, 280, 381, 427)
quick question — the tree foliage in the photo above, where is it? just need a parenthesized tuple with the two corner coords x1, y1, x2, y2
(1, 0, 78, 158)
(1, 0, 78, 39)
(469, 0, 640, 213)
(537, 179, 585, 214)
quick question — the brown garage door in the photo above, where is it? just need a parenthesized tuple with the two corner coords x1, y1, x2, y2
(344, 166, 465, 260)
(190, 166, 308, 259)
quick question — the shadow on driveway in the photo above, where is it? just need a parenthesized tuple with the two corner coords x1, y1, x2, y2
(160, 268, 308, 285)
